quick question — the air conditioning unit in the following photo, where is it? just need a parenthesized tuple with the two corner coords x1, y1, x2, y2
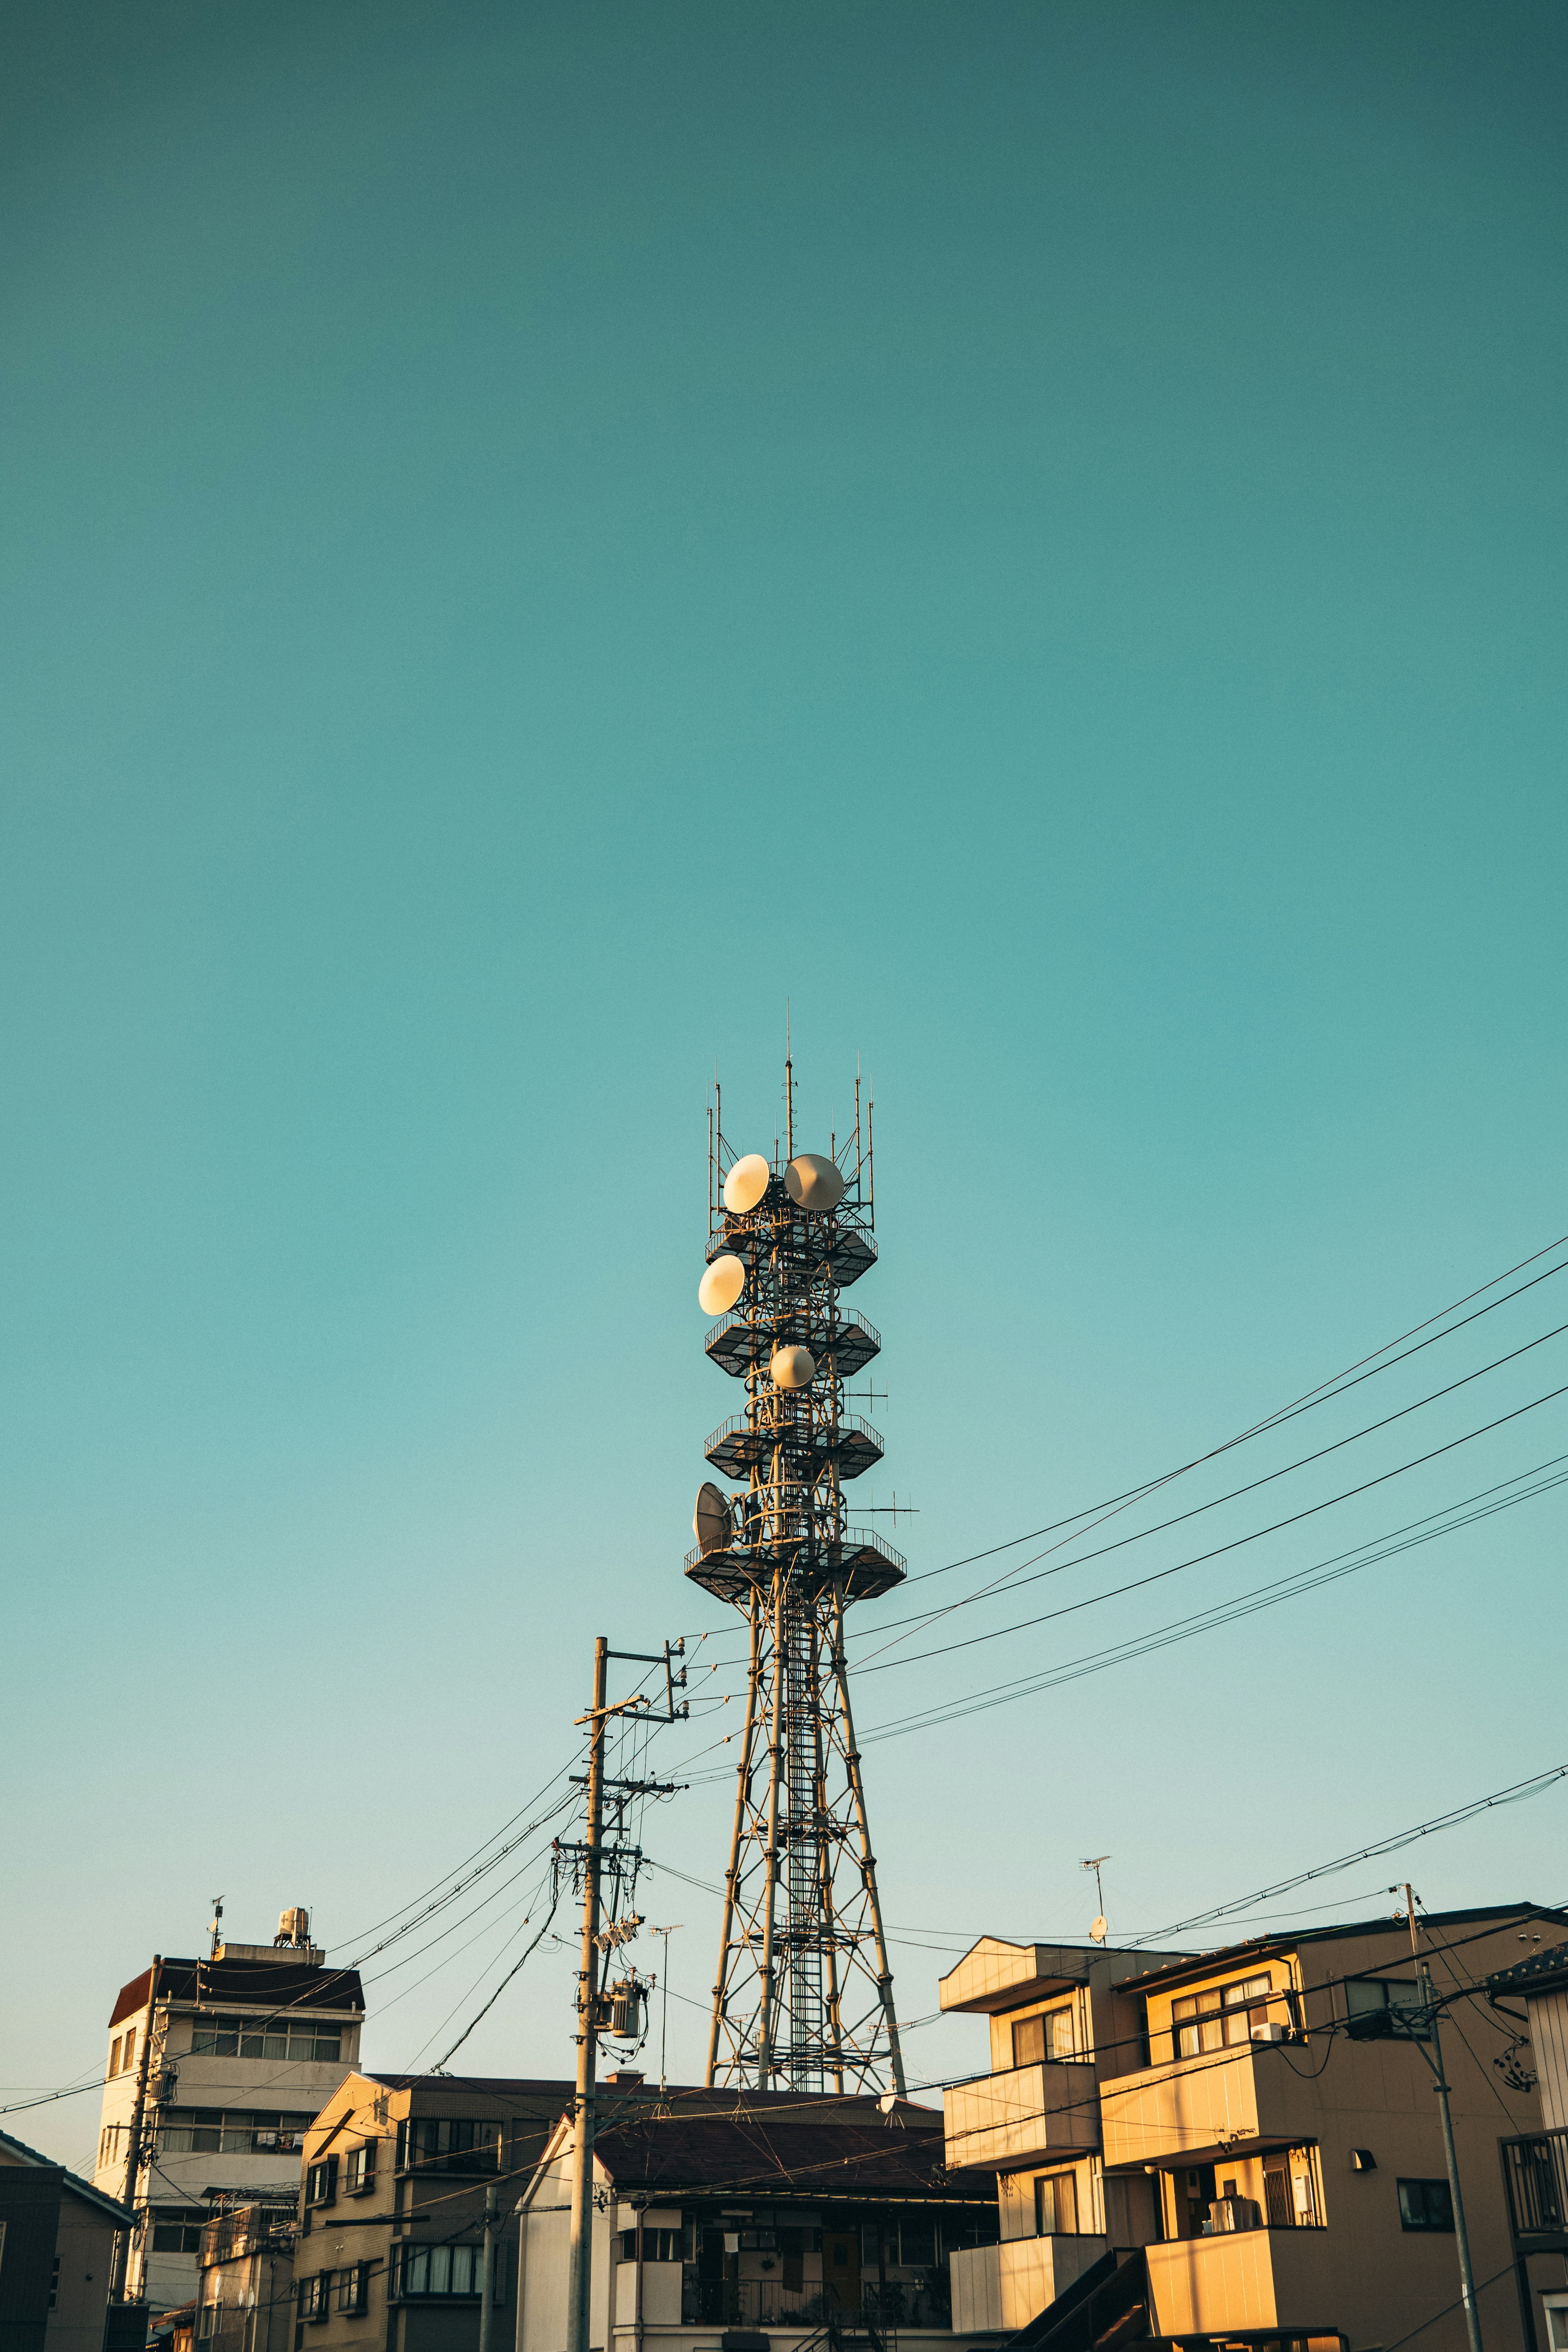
(1250, 2022, 1287, 2044)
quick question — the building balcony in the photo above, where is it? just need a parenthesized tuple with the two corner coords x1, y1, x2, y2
(943, 2062, 1100, 2173)
(1144, 2227, 1337, 2338)
(1100, 2041, 1317, 2171)
(949, 2236, 1109, 2333)
(1501, 2125, 1568, 2247)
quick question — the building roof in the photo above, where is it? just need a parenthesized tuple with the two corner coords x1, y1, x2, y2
(1109, 1902, 1568, 1998)
(363, 2074, 577, 2098)
(1486, 1939, 1568, 2002)
(0, 2126, 136, 2226)
(937, 1937, 1191, 2014)
(109, 1956, 365, 2027)
(584, 2094, 987, 2207)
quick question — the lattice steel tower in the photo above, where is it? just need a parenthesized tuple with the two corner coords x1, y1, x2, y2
(686, 1065, 906, 2095)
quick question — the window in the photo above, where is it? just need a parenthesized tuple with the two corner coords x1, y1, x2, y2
(189, 2015, 343, 2062)
(899, 2220, 935, 2268)
(1035, 2174, 1079, 2237)
(1399, 2179, 1454, 2232)
(157, 2110, 313, 2156)
(1544, 2303, 1568, 2352)
(151, 2217, 206, 2253)
(1347, 1980, 1431, 2041)
(109, 2037, 122, 2078)
(392, 2243, 484, 2298)
(198, 2304, 218, 2340)
(337, 2264, 370, 2315)
(300, 2272, 332, 2322)
(344, 2145, 376, 2195)
(617, 2230, 680, 2262)
(1172, 1976, 1274, 2058)
(306, 2156, 339, 2209)
(122, 2029, 137, 2072)
(396, 2118, 502, 2174)
(1011, 2007, 1075, 2068)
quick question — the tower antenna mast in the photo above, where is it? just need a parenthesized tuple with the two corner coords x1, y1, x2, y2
(688, 1064, 905, 2093)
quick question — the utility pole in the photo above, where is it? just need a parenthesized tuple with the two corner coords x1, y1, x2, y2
(566, 1637, 608, 2352)
(1398, 1885, 1485, 2352)
(562, 1638, 686, 2352)
(478, 2182, 499, 2352)
(108, 1955, 162, 2303)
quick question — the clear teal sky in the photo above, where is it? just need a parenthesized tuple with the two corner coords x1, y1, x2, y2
(4, 2, 1567, 2160)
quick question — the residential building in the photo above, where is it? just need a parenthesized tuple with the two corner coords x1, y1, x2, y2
(517, 2082, 1003, 2352)
(92, 1909, 365, 2314)
(0, 2124, 136, 2352)
(1486, 1936, 1568, 2352)
(191, 2197, 298, 2352)
(939, 1904, 1568, 2352)
(289, 2071, 575, 2352)
(936, 1936, 1189, 2332)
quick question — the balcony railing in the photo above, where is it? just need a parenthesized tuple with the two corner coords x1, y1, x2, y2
(1502, 2127, 1568, 2238)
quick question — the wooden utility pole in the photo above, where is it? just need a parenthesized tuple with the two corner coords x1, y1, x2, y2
(566, 1637, 608, 2352)
(108, 1956, 162, 2303)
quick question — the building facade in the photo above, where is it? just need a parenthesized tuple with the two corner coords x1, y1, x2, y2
(517, 2085, 1002, 2352)
(938, 1905, 1568, 2352)
(91, 1911, 365, 2314)
(286, 2071, 575, 2352)
(0, 2126, 136, 2352)
(1486, 1937, 1568, 2352)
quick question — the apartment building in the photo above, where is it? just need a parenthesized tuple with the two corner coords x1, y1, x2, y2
(92, 1909, 365, 2313)
(281, 2071, 575, 2352)
(517, 2083, 1002, 2352)
(938, 1904, 1568, 2352)
(0, 2126, 136, 2352)
(1486, 1937, 1568, 2352)
(189, 2197, 298, 2352)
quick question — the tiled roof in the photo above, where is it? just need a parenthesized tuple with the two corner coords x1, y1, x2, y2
(1486, 1939, 1568, 1998)
(109, 1958, 365, 2027)
(0, 2127, 136, 2226)
(588, 2102, 985, 2205)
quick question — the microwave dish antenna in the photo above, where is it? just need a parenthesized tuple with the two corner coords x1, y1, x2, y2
(699, 1254, 746, 1316)
(722, 1154, 772, 1214)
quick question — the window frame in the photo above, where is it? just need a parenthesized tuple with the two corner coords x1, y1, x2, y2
(1034, 2172, 1079, 2238)
(1398, 2178, 1455, 2232)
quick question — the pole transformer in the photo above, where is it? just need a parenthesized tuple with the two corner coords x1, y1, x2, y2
(688, 1065, 906, 2095)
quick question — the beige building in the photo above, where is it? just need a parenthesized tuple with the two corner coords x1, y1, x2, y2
(284, 2071, 574, 2352)
(517, 2083, 1002, 2352)
(190, 2197, 298, 2352)
(93, 1911, 365, 2313)
(1486, 1939, 1568, 2352)
(0, 2125, 136, 2352)
(939, 1904, 1568, 2352)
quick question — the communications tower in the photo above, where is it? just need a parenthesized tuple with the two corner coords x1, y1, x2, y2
(686, 1065, 907, 2095)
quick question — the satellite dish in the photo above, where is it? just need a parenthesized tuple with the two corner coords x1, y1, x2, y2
(693, 1481, 733, 1556)
(785, 1153, 845, 1212)
(723, 1154, 771, 1213)
(698, 1254, 746, 1316)
(770, 1344, 817, 1390)
(1089, 1915, 1108, 1945)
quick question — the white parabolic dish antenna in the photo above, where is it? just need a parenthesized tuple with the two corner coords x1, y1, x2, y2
(771, 1343, 817, 1390)
(723, 1153, 772, 1213)
(698, 1254, 746, 1316)
(694, 1481, 733, 1556)
(785, 1152, 844, 1212)
(1089, 1915, 1108, 1944)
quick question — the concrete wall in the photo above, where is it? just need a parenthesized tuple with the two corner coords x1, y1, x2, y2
(950, 2237, 1105, 2334)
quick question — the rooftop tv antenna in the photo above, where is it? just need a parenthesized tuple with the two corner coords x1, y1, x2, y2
(1082, 1856, 1110, 1944)
(688, 1063, 906, 2095)
(209, 1897, 224, 1958)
